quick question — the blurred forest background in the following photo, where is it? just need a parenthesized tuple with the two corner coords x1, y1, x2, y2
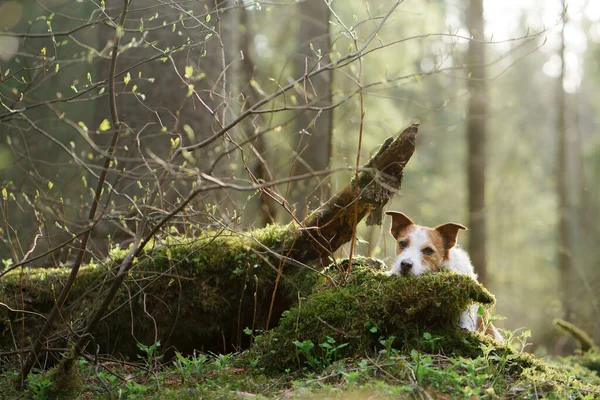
(0, 0, 599, 358)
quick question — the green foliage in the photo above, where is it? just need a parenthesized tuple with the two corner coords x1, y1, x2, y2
(125, 380, 150, 399)
(292, 336, 349, 370)
(172, 352, 209, 383)
(137, 340, 163, 371)
(3, 335, 598, 400)
(557, 348, 600, 376)
(28, 374, 53, 400)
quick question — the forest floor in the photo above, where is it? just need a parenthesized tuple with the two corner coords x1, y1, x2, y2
(1, 332, 599, 400)
(1, 249, 599, 399)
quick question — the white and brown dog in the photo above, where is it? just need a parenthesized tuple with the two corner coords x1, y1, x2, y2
(386, 211, 503, 342)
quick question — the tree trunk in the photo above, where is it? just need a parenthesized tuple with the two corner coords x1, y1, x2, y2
(289, 0, 333, 217)
(237, 5, 277, 226)
(556, 4, 575, 320)
(465, 0, 488, 287)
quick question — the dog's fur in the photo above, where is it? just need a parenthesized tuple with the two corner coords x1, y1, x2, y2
(386, 211, 503, 342)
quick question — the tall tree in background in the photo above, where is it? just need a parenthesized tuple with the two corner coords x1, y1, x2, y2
(289, 0, 333, 217)
(556, 4, 575, 320)
(465, 0, 488, 286)
(237, 5, 277, 226)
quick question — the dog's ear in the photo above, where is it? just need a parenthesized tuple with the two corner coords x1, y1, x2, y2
(385, 211, 414, 238)
(435, 223, 467, 249)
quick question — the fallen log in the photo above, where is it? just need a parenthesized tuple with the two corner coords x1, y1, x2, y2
(0, 124, 418, 360)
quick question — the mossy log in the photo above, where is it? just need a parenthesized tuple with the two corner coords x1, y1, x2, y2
(0, 226, 316, 360)
(250, 260, 498, 371)
(0, 124, 418, 361)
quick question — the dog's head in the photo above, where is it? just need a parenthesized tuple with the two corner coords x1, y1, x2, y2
(386, 211, 466, 276)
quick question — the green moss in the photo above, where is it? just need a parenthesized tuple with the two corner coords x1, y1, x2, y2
(554, 318, 595, 352)
(251, 261, 498, 371)
(579, 349, 600, 374)
(551, 318, 600, 375)
(46, 357, 82, 399)
(556, 348, 600, 376)
(0, 224, 311, 360)
(516, 360, 600, 398)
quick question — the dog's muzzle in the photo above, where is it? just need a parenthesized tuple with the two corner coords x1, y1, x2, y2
(400, 260, 413, 274)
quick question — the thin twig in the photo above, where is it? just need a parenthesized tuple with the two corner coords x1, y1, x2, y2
(17, 0, 132, 387)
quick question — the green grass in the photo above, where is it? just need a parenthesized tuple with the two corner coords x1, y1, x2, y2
(1, 328, 599, 399)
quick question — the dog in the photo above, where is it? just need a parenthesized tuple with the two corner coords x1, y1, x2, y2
(385, 211, 503, 342)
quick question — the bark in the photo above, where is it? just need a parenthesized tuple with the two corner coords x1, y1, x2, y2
(289, 0, 334, 217)
(290, 123, 418, 262)
(465, 0, 488, 287)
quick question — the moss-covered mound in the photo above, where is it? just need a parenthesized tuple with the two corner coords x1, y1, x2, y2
(551, 318, 600, 375)
(556, 348, 600, 377)
(0, 224, 318, 360)
(251, 259, 498, 371)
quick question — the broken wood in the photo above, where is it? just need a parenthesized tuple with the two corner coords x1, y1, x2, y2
(290, 123, 419, 261)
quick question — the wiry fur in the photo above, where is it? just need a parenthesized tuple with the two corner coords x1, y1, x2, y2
(386, 211, 503, 342)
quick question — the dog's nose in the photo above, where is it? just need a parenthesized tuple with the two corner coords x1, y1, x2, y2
(400, 260, 413, 272)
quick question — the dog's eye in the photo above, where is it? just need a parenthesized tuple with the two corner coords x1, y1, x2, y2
(398, 240, 408, 248)
(422, 247, 434, 255)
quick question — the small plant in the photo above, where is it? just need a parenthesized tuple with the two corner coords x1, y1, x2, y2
(422, 332, 442, 353)
(378, 335, 397, 359)
(124, 380, 149, 399)
(293, 336, 349, 370)
(173, 351, 209, 383)
(319, 336, 349, 365)
(511, 328, 532, 353)
(341, 359, 370, 387)
(27, 374, 52, 400)
(409, 349, 434, 385)
(136, 340, 162, 370)
(366, 321, 379, 335)
(212, 352, 234, 370)
(293, 339, 319, 369)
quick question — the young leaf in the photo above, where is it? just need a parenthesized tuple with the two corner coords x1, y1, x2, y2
(98, 119, 111, 131)
(183, 124, 195, 141)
